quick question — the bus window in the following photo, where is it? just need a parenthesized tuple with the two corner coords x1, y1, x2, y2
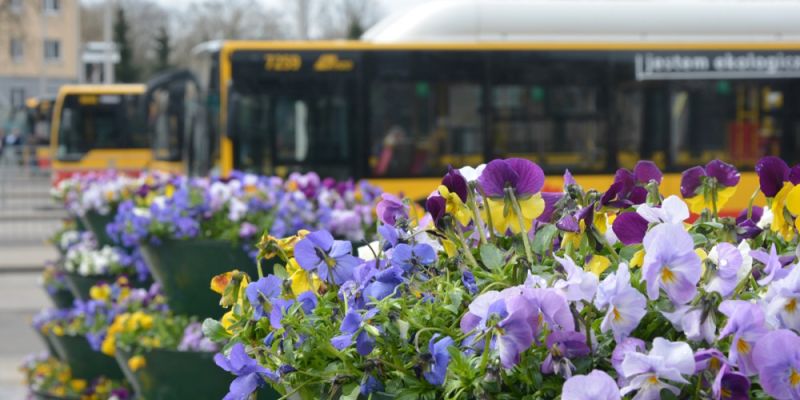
(56, 93, 146, 161)
(490, 52, 608, 174)
(369, 52, 484, 177)
(230, 93, 272, 173)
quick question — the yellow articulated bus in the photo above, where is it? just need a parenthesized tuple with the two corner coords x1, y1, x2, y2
(50, 84, 150, 182)
(160, 1, 800, 213)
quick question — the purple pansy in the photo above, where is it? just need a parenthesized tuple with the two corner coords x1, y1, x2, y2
(764, 264, 800, 331)
(294, 230, 361, 285)
(681, 160, 741, 198)
(562, 370, 621, 400)
(712, 364, 750, 400)
(391, 243, 437, 272)
(423, 334, 454, 386)
(375, 193, 408, 226)
(460, 290, 535, 369)
(612, 212, 649, 246)
(245, 275, 283, 320)
(642, 222, 701, 304)
(594, 263, 647, 342)
(331, 309, 379, 356)
(718, 300, 769, 376)
(478, 158, 545, 198)
(756, 156, 790, 197)
(362, 266, 405, 302)
(706, 242, 751, 298)
(541, 331, 591, 378)
(619, 338, 695, 399)
(753, 329, 800, 399)
(214, 343, 278, 400)
(752, 243, 789, 286)
(553, 255, 598, 303)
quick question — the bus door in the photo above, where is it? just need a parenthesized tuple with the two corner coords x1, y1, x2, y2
(145, 70, 206, 175)
(228, 51, 360, 179)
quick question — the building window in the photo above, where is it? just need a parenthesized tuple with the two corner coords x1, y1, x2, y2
(44, 39, 60, 61)
(43, 0, 60, 13)
(10, 38, 23, 62)
(10, 88, 25, 108)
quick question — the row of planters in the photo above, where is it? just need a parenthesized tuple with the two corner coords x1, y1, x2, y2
(26, 170, 381, 399)
(207, 157, 800, 399)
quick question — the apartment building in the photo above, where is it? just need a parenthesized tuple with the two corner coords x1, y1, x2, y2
(0, 0, 80, 113)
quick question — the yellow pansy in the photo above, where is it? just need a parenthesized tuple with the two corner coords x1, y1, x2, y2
(210, 271, 234, 295)
(101, 335, 116, 356)
(286, 258, 322, 296)
(772, 183, 798, 241)
(259, 230, 310, 260)
(128, 355, 146, 372)
(685, 186, 737, 214)
(630, 249, 645, 268)
(438, 185, 472, 226)
(220, 310, 237, 333)
(586, 255, 611, 276)
(487, 194, 544, 234)
(70, 379, 87, 392)
(165, 183, 175, 198)
(89, 284, 111, 302)
(52, 325, 64, 336)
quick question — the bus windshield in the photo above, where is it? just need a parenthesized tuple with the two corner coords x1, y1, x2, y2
(56, 93, 147, 161)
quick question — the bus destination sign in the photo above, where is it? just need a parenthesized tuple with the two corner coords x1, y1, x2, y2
(635, 52, 800, 80)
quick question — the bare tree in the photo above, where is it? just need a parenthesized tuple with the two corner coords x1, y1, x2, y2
(170, 0, 287, 67)
(294, 0, 383, 39)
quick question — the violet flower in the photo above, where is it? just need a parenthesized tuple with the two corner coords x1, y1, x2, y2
(752, 329, 800, 399)
(214, 343, 278, 400)
(594, 263, 647, 342)
(423, 334, 454, 386)
(756, 156, 790, 197)
(712, 364, 750, 400)
(764, 264, 800, 331)
(619, 338, 695, 399)
(478, 158, 546, 234)
(642, 222, 701, 304)
(294, 230, 361, 285)
(362, 266, 405, 302)
(752, 243, 789, 285)
(331, 309, 379, 356)
(541, 331, 590, 378)
(681, 160, 741, 213)
(612, 211, 649, 246)
(459, 290, 535, 368)
(553, 255, 598, 303)
(636, 195, 690, 225)
(375, 193, 408, 226)
(706, 241, 752, 298)
(662, 304, 716, 344)
(718, 300, 769, 376)
(562, 370, 621, 400)
(391, 243, 436, 272)
(245, 275, 282, 320)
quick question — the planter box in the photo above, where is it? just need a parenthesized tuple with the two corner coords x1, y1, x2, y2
(115, 348, 280, 400)
(140, 239, 262, 318)
(80, 211, 115, 247)
(46, 288, 75, 309)
(63, 273, 117, 301)
(48, 333, 124, 381)
(35, 329, 61, 360)
(30, 390, 79, 400)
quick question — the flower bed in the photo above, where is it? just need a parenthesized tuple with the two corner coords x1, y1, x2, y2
(20, 353, 132, 400)
(207, 157, 800, 400)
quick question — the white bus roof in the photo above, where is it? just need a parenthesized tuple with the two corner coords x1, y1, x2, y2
(362, 0, 800, 43)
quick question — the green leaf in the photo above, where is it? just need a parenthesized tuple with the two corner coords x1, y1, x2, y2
(479, 243, 505, 270)
(619, 244, 642, 261)
(201, 318, 231, 342)
(691, 233, 708, 246)
(272, 263, 288, 279)
(532, 224, 559, 255)
(340, 384, 360, 400)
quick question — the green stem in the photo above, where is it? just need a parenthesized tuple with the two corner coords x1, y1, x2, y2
(467, 191, 488, 245)
(478, 333, 493, 373)
(746, 187, 760, 220)
(256, 259, 264, 279)
(476, 184, 497, 241)
(453, 221, 483, 272)
(506, 188, 534, 267)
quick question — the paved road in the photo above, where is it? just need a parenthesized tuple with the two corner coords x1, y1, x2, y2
(0, 167, 62, 399)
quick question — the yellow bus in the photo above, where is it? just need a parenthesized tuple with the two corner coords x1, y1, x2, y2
(165, 1, 800, 213)
(49, 84, 150, 181)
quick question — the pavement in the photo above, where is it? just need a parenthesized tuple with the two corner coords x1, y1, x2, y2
(0, 167, 62, 399)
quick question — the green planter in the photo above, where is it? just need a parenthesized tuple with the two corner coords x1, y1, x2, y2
(47, 288, 75, 309)
(115, 348, 279, 400)
(63, 272, 149, 301)
(80, 211, 115, 247)
(30, 390, 79, 400)
(48, 333, 124, 381)
(35, 329, 61, 360)
(140, 239, 261, 318)
(63, 273, 116, 301)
